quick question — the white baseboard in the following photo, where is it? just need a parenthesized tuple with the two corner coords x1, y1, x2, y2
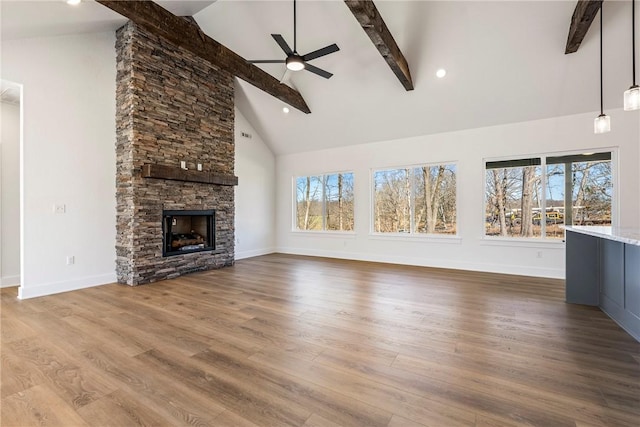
(17, 272, 117, 300)
(235, 247, 276, 260)
(1, 275, 20, 288)
(276, 246, 564, 279)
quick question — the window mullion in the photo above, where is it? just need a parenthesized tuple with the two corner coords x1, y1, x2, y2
(322, 175, 327, 231)
(540, 157, 547, 239)
(564, 162, 573, 226)
(410, 168, 415, 234)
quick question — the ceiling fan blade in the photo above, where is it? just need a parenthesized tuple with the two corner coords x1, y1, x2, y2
(271, 34, 293, 55)
(304, 63, 333, 79)
(302, 44, 339, 62)
(248, 60, 286, 64)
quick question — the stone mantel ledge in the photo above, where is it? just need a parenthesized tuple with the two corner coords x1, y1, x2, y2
(564, 226, 640, 246)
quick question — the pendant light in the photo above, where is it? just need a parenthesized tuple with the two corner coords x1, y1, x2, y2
(624, 0, 639, 110)
(595, 3, 611, 134)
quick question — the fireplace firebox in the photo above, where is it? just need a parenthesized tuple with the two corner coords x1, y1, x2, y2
(162, 210, 215, 257)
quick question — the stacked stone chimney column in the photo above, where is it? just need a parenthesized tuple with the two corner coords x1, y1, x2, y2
(115, 21, 235, 285)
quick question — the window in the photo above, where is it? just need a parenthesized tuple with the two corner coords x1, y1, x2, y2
(373, 164, 457, 235)
(295, 172, 354, 231)
(485, 152, 612, 239)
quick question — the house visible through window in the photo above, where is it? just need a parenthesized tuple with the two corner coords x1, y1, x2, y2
(295, 172, 354, 231)
(373, 164, 457, 235)
(485, 152, 612, 239)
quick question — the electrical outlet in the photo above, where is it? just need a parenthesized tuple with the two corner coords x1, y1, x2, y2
(53, 204, 66, 214)
(66, 256, 75, 265)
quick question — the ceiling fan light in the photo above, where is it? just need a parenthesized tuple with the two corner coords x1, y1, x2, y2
(286, 56, 305, 71)
(594, 114, 611, 134)
(623, 85, 640, 111)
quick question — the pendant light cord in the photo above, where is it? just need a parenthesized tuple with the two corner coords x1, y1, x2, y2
(633, 0, 636, 86)
(293, 0, 297, 53)
(600, 2, 604, 115)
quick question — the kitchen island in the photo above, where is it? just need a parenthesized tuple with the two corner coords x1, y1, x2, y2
(565, 226, 640, 341)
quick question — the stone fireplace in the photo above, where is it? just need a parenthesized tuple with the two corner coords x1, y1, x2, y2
(115, 21, 236, 286)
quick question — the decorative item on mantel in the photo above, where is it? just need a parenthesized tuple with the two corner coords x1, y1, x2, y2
(142, 164, 238, 186)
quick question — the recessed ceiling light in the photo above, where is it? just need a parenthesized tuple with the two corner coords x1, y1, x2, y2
(67, 0, 82, 5)
(282, 107, 290, 114)
(436, 69, 447, 78)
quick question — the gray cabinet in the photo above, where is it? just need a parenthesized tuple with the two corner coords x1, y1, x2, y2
(565, 231, 599, 306)
(565, 229, 640, 342)
(621, 245, 640, 339)
(600, 239, 624, 307)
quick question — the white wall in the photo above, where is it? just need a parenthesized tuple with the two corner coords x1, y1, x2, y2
(1, 31, 635, 298)
(1, 101, 21, 287)
(276, 109, 640, 279)
(1, 32, 117, 298)
(234, 107, 276, 259)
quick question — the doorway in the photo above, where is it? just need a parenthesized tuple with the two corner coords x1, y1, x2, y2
(1, 79, 22, 288)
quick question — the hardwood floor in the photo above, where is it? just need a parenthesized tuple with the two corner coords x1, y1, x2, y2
(1, 254, 639, 427)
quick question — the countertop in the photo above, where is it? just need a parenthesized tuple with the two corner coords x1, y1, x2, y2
(564, 226, 640, 246)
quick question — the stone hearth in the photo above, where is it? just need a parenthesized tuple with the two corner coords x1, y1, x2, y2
(115, 21, 235, 285)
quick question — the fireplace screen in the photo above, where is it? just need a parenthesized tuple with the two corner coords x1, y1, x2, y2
(162, 210, 215, 257)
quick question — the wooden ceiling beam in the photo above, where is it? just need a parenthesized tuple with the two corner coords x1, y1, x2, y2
(97, 0, 311, 114)
(565, 0, 603, 54)
(344, 0, 414, 91)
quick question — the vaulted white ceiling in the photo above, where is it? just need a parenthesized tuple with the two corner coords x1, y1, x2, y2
(0, 0, 216, 40)
(2, 1, 636, 155)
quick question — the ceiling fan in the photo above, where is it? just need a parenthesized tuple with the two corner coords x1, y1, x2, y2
(248, 0, 340, 79)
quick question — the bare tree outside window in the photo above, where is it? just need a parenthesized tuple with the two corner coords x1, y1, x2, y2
(485, 152, 612, 239)
(544, 160, 612, 238)
(325, 173, 355, 231)
(374, 169, 410, 233)
(295, 173, 354, 231)
(296, 176, 323, 230)
(374, 165, 457, 234)
(414, 165, 457, 234)
(571, 161, 612, 225)
(485, 164, 542, 238)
